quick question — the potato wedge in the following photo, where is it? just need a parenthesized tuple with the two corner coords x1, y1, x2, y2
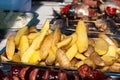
(57, 36, 72, 48)
(12, 53, 21, 62)
(28, 32, 40, 40)
(29, 50, 41, 64)
(84, 45, 94, 57)
(45, 48, 56, 65)
(84, 59, 96, 69)
(1, 55, 10, 62)
(109, 63, 120, 72)
(19, 35, 29, 57)
(88, 38, 95, 46)
(21, 19, 50, 63)
(104, 45, 118, 58)
(66, 44, 77, 61)
(15, 26, 28, 46)
(51, 28, 61, 54)
(70, 58, 78, 67)
(98, 33, 115, 46)
(94, 38, 109, 55)
(39, 33, 53, 60)
(6, 35, 15, 60)
(75, 61, 84, 68)
(89, 52, 105, 66)
(76, 20, 88, 53)
(75, 52, 86, 61)
(101, 56, 116, 66)
(64, 33, 77, 49)
(99, 66, 109, 72)
(56, 49, 71, 68)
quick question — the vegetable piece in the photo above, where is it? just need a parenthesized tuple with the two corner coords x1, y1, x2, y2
(6, 35, 15, 60)
(89, 52, 105, 66)
(66, 44, 77, 61)
(64, 33, 77, 49)
(28, 32, 40, 40)
(19, 35, 29, 57)
(109, 63, 120, 72)
(12, 53, 21, 62)
(29, 50, 41, 64)
(51, 28, 61, 54)
(21, 19, 50, 63)
(84, 45, 94, 57)
(102, 45, 118, 58)
(39, 33, 53, 60)
(75, 61, 84, 68)
(98, 33, 115, 46)
(88, 38, 95, 46)
(45, 48, 56, 65)
(57, 36, 72, 48)
(56, 49, 71, 68)
(94, 38, 109, 55)
(76, 20, 88, 53)
(84, 59, 96, 69)
(75, 52, 86, 61)
(15, 26, 28, 46)
(101, 56, 116, 66)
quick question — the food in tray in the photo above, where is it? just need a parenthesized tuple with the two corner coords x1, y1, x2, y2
(0, 64, 112, 80)
(1, 19, 120, 73)
(52, 0, 120, 34)
(0, 11, 32, 28)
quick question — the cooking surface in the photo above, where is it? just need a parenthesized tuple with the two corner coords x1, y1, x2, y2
(0, 1, 120, 79)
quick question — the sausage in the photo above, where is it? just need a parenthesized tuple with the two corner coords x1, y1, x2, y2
(20, 66, 30, 80)
(29, 68, 39, 80)
(10, 66, 22, 77)
(58, 71, 67, 80)
(24, 67, 35, 80)
(78, 64, 112, 80)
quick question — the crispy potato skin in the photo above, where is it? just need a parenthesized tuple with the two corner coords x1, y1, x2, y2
(56, 49, 71, 68)
(6, 35, 15, 60)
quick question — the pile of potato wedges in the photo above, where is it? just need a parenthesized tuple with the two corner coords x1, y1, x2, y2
(1, 19, 120, 72)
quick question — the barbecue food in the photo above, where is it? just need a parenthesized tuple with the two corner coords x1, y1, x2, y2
(56, 0, 120, 35)
(78, 64, 112, 80)
(1, 20, 120, 72)
(1, 64, 112, 80)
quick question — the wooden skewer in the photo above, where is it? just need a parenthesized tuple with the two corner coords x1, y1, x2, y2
(99, 0, 104, 4)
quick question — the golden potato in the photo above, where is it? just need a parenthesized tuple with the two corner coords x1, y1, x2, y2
(56, 49, 71, 68)
(76, 20, 88, 53)
(89, 52, 105, 66)
(94, 38, 109, 55)
(15, 26, 28, 46)
(39, 33, 53, 60)
(6, 35, 15, 60)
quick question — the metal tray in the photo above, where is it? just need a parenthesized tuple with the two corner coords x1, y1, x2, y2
(0, 33, 120, 79)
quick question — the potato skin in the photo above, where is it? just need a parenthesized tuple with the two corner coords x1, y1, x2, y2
(56, 49, 71, 68)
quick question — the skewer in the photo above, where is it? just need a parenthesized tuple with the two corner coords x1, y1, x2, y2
(99, 0, 104, 4)
(66, 28, 114, 35)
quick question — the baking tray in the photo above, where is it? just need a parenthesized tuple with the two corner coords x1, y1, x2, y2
(0, 11, 38, 30)
(0, 33, 120, 79)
